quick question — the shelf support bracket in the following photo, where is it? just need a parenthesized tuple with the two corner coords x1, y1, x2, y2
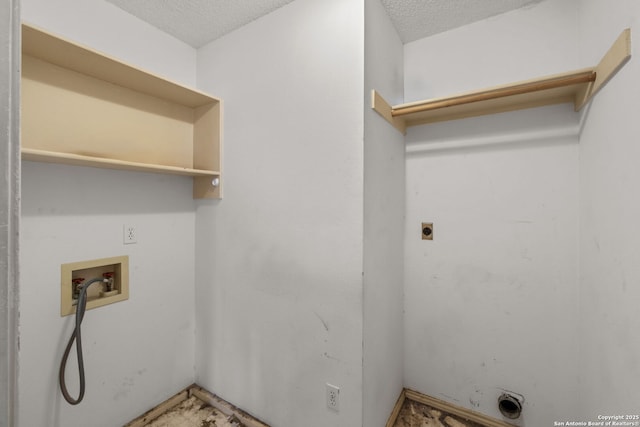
(576, 28, 631, 111)
(371, 90, 406, 134)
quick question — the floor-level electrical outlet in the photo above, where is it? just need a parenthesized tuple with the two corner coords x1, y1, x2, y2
(123, 224, 137, 244)
(326, 383, 340, 412)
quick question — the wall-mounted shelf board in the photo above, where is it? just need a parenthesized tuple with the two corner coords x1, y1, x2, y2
(21, 23, 223, 199)
(373, 28, 631, 134)
(21, 148, 219, 177)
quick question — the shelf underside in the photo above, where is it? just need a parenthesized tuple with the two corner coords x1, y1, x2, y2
(22, 148, 220, 177)
(372, 69, 595, 134)
(399, 70, 594, 127)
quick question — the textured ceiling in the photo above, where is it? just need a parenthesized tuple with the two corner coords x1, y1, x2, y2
(104, 0, 545, 48)
(382, 0, 545, 43)
(104, 0, 297, 48)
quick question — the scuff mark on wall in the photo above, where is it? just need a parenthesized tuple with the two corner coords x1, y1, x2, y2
(323, 352, 341, 362)
(314, 311, 329, 332)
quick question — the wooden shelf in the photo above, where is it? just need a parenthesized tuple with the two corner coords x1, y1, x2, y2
(373, 28, 631, 134)
(22, 148, 220, 177)
(21, 23, 223, 199)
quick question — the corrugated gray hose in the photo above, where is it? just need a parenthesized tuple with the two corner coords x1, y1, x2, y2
(59, 277, 104, 405)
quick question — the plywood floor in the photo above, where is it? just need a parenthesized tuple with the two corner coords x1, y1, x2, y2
(393, 399, 485, 427)
(126, 385, 268, 427)
(142, 395, 244, 427)
(143, 395, 484, 427)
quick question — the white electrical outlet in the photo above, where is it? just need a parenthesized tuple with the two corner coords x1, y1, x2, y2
(123, 224, 137, 245)
(326, 383, 340, 411)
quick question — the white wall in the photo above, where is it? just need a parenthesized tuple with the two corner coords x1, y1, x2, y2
(403, 1, 581, 424)
(194, 1, 364, 426)
(362, 0, 405, 426)
(577, 0, 640, 418)
(20, 1, 199, 426)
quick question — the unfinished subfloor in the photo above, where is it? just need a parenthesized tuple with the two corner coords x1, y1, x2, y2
(125, 385, 269, 427)
(142, 395, 242, 427)
(388, 389, 516, 427)
(139, 393, 483, 427)
(393, 399, 485, 427)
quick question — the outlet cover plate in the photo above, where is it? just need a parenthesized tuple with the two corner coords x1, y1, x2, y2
(326, 383, 340, 412)
(124, 224, 137, 244)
